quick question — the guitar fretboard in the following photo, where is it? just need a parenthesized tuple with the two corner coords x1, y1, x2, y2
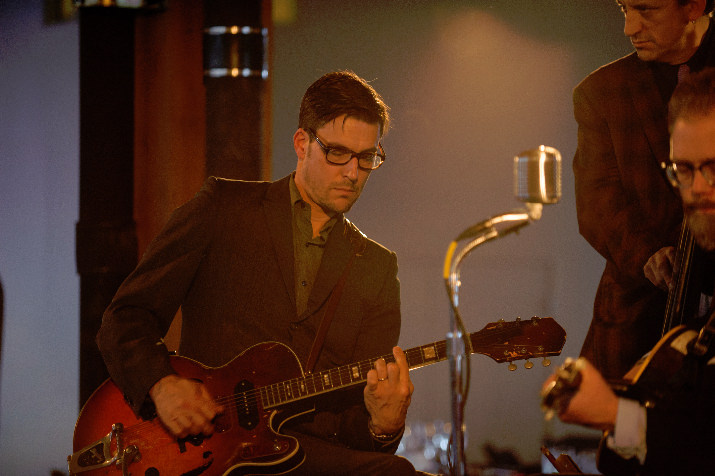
(254, 317, 561, 409)
(259, 341, 448, 409)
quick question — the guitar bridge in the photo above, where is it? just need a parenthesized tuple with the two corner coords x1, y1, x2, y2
(67, 423, 140, 475)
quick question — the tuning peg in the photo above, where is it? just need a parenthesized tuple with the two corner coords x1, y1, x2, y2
(524, 360, 534, 369)
(508, 362, 517, 371)
(542, 358, 551, 367)
(515, 316, 521, 321)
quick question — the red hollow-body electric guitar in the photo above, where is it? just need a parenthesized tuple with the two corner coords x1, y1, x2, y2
(69, 316, 565, 476)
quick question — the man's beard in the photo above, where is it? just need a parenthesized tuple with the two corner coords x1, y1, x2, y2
(687, 207, 715, 252)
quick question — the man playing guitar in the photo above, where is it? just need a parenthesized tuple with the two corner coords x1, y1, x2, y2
(543, 68, 715, 476)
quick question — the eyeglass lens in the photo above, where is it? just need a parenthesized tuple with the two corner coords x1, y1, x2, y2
(671, 160, 715, 187)
(310, 130, 384, 170)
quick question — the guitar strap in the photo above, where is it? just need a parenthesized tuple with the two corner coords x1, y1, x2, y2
(304, 222, 366, 374)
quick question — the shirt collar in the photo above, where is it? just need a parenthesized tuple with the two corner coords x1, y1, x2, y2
(289, 173, 339, 238)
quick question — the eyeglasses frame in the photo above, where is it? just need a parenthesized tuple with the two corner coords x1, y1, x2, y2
(666, 159, 715, 189)
(306, 128, 386, 171)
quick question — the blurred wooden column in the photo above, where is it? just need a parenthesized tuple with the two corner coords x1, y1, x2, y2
(134, 1, 206, 259)
(204, 0, 272, 180)
(77, 0, 272, 408)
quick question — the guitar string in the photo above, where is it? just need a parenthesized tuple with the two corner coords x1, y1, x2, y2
(211, 326, 538, 411)
(102, 322, 545, 442)
(116, 347, 437, 443)
(199, 325, 538, 412)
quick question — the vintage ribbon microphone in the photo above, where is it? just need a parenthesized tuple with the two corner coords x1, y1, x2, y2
(443, 145, 562, 475)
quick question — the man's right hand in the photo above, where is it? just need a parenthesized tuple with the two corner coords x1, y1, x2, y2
(643, 246, 675, 291)
(149, 374, 223, 438)
(543, 358, 618, 432)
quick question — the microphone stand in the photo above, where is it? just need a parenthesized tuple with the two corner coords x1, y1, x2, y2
(443, 202, 543, 476)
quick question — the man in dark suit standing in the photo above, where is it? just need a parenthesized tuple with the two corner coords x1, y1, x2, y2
(575, 0, 715, 381)
(96, 71, 420, 475)
(546, 66, 715, 476)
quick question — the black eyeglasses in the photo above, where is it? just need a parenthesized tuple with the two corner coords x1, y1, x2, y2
(307, 129, 386, 171)
(665, 159, 715, 189)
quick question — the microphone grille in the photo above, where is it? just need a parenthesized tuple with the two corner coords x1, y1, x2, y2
(514, 145, 562, 204)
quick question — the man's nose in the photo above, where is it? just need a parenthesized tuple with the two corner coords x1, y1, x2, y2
(691, 169, 713, 195)
(623, 12, 642, 38)
(343, 155, 359, 181)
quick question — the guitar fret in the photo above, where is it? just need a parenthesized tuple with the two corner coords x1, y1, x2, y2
(286, 380, 294, 400)
(311, 373, 320, 393)
(293, 379, 305, 398)
(259, 387, 268, 408)
(330, 369, 341, 388)
(334, 368, 345, 386)
(265, 385, 275, 406)
(278, 384, 288, 403)
(408, 349, 424, 367)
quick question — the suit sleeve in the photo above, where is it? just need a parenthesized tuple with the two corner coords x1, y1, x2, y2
(96, 179, 219, 415)
(640, 371, 715, 474)
(573, 83, 672, 279)
(337, 250, 402, 453)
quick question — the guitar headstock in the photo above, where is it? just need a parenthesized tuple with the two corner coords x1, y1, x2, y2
(469, 316, 566, 366)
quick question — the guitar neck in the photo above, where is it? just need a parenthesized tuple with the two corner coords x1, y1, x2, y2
(259, 316, 564, 409)
(260, 340, 449, 409)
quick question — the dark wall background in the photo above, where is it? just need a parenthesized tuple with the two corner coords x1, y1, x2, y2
(0, 1, 630, 473)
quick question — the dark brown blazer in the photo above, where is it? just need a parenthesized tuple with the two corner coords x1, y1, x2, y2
(96, 175, 402, 453)
(573, 53, 685, 381)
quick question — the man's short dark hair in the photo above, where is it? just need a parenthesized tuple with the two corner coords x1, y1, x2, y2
(668, 67, 715, 131)
(299, 71, 390, 138)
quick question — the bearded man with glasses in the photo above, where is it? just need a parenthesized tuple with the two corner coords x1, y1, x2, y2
(95, 71, 424, 475)
(573, 0, 715, 383)
(543, 67, 715, 476)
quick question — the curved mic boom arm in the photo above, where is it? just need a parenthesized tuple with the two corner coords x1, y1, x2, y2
(441, 202, 543, 476)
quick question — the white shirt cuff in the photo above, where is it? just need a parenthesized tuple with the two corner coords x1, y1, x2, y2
(606, 397, 647, 464)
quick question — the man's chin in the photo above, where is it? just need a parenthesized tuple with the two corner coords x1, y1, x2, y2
(321, 199, 356, 216)
(688, 212, 715, 252)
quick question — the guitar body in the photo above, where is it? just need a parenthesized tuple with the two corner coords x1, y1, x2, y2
(71, 342, 307, 476)
(615, 325, 699, 404)
(70, 317, 566, 475)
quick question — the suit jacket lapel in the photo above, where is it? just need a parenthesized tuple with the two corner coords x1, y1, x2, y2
(304, 217, 352, 317)
(263, 176, 296, 310)
(627, 54, 670, 171)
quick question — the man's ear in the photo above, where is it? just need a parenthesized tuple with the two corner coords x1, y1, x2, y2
(687, 0, 707, 20)
(294, 128, 309, 160)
